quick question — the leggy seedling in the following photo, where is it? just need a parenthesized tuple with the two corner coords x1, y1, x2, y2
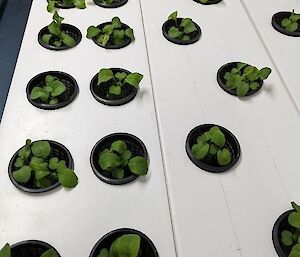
(224, 62, 271, 96)
(42, 11, 76, 48)
(0, 243, 58, 257)
(47, 0, 86, 12)
(281, 10, 300, 32)
(30, 75, 66, 105)
(98, 234, 141, 257)
(99, 140, 148, 179)
(12, 139, 78, 189)
(86, 17, 134, 47)
(98, 69, 143, 96)
(192, 126, 232, 166)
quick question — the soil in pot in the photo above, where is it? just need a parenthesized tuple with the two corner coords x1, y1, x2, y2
(26, 71, 79, 110)
(8, 139, 74, 193)
(272, 11, 300, 37)
(93, 0, 128, 8)
(89, 228, 159, 257)
(90, 133, 148, 185)
(193, 0, 222, 5)
(185, 124, 241, 173)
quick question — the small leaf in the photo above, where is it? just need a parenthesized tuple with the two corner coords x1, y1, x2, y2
(197, 132, 210, 144)
(14, 157, 24, 168)
(209, 144, 218, 155)
(217, 148, 232, 166)
(50, 80, 66, 97)
(53, 41, 62, 47)
(210, 130, 225, 148)
(124, 73, 143, 88)
(86, 26, 101, 39)
(286, 22, 299, 32)
(34, 170, 50, 181)
(42, 34, 53, 45)
(168, 11, 178, 22)
(0, 243, 11, 257)
(30, 87, 45, 100)
(281, 18, 291, 27)
(99, 152, 121, 171)
(74, 0, 86, 9)
(122, 150, 132, 160)
(112, 168, 124, 179)
(103, 24, 114, 35)
(289, 244, 300, 257)
(191, 142, 209, 160)
(110, 140, 127, 154)
(237, 62, 247, 70)
(61, 33, 76, 47)
(236, 81, 250, 97)
(53, 11, 64, 25)
(128, 156, 148, 175)
(47, 0, 56, 13)
(49, 98, 58, 105)
(45, 75, 56, 86)
(48, 21, 61, 37)
(115, 72, 127, 81)
(98, 69, 114, 85)
(109, 234, 141, 257)
(112, 17, 122, 29)
(281, 230, 294, 246)
(36, 177, 52, 188)
(168, 26, 183, 39)
(31, 141, 51, 158)
(101, 34, 110, 46)
(13, 166, 32, 183)
(292, 202, 300, 212)
(250, 82, 259, 91)
(180, 18, 197, 34)
(182, 35, 190, 41)
(125, 28, 135, 41)
(98, 248, 109, 257)
(49, 157, 59, 170)
(109, 85, 121, 95)
(289, 212, 300, 228)
(113, 29, 125, 45)
(259, 67, 272, 80)
(57, 168, 78, 188)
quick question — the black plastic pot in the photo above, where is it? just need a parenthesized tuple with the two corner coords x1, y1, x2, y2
(11, 240, 61, 257)
(193, 0, 222, 5)
(38, 24, 82, 50)
(90, 133, 148, 185)
(186, 124, 240, 173)
(93, 0, 128, 8)
(8, 140, 74, 193)
(89, 228, 159, 257)
(90, 68, 138, 106)
(26, 71, 79, 110)
(217, 62, 263, 97)
(162, 18, 201, 45)
(272, 210, 294, 257)
(92, 22, 133, 49)
(272, 12, 300, 37)
(47, 0, 75, 9)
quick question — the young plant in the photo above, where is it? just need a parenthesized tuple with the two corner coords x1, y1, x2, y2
(12, 139, 78, 189)
(97, 69, 143, 96)
(0, 243, 58, 257)
(98, 140, 148, 179)
(281, 10, 300, 32)
(47, 0, 86, 13)
(191, 126, 232, 166)
(98, 234, 141, 257)
(167, 11, 198, 41)
(42, 11, 76, 48)
(30, 75, 66, 105)
(86, 17, 134, 47)
(224, 62, 272, 97)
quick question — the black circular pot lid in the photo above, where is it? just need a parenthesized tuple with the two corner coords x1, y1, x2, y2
(8, 140, 74, 193)
(26, 71, 79, 110)
(272, 210, 294, 257)
(272, 12, 300, 37)
(217, 62, 263, 97)
(90, 133, 148, 185)
(11, 240, 61, 257)
(162, 18, 201, 45)
(193, 0, 222, 5)
(92, 22, 133, 49)
(47, 0, 75, 9)
(186, 124, 241, 173)
(90, 68, 138, 106)
(93, 0, 128, 8)
(38, 24, 82, 50)
(89, 228, 159, 257)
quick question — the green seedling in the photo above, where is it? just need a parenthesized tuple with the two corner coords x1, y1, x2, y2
(167, 11, 198, 41)
(47, 0, 86, 13)
(97, 68, 143, 96)
(223, 62, 272, 97)
(98, 234, 141, 257)
(86, 17, 134, 47)
(42, 11, 76, 48)
(0, 243, 59, 257)
(30, 75, 66, 105)
(98, 140, 148, 179)
(281, 10, 300, 33)
(191, 126, 232, 166)
(281, 202, 300, 257)
(12, 139, 78, 189)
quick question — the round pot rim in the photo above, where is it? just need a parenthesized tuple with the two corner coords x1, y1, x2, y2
(185, 123, 241, 173)
(89, 228, 159, 257)
(38, 23, 82, 51)
(26, 71, 79, 110)
(92, 22, 132, 49)
(8, 139, 74, 193)
(272, 12, 300, 37)
(192, 0, 222, 5)
(90, 68, 138, 106)
(90, 132, 148, 185)
(93, 0, 128, 8)
(217, 61, 263, 97)
(47, 0, 75, 8)
(162, 18, 201, 45)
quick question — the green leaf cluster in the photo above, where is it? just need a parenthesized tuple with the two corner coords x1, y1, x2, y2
(42, 12, 76, 48)
(47, 0, 86, 13)
(191, 126, 232, 166)
(281, 10, 300, 33)
(97, 69, 143, 96)
(0, 243, 58, 257)
(167, 11, 197, 41)
(224, 62, 272, 97)
(30, 75, 66, 105)
(98, 234, 141, 257)
(281, 202, 300, 257)
(12, 139, 78, 189)
(86, 17, 135, 47)
(98, 140, 148, 179)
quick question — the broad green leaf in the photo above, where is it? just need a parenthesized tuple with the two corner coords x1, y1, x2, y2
(45, 75, 56, 86)
(259, 67, 272, 80)
(49, 157, 59, 170)
(53, 40, 62, 47)
(124, 73, 143, 88)
(281, 230, 294, 246)
(49, 98, 58, 105)
(217, 148, 232, 166)
(281, 18, 291, 27)
(292, 202, 300, 212)
(113, 29, 125, 45)
(286, 22, 299, 32)
(109, 234, 141, 257)
(125, 28, 135, 41)
(289, 212, 300, 228)
(14, 157, 24, 168)
(99, 152, 121, 171)
(210, 130, 225, 148)
(291, 13, 300, 22)
(191, 142, 209, 160)
(13, 166, 32, 183)
(168, 26, 183, 39)
(0, 243, 11, 257)
(31, 141, 51, 158)
(57, 168, 78, 188)
(44, 86, 53, 93)
(180, 18, 197, 34)
(47, 1, 56, 13)
(56, 160, 67, 173)
(128, 156, 148, 175)
(61, 33, 76, 47)
(34, 170, 50, 181)
(30, 157, 49, 172)
(18, 140, 32, 159)
(98, 248, 109, 257)
(208, 126, 222, 135)
(237, 62, 247, 70)
(122, 150, 132, 160)
(50, 80, 66, 97)
(289, 244, 300, 257)
(250, 82, 259, 91)
(245, 66, 260, 81)
(112, 168, 124, 179)
(86, 26, 101, 39)
(209, 144, 219, 155)
(103, 24, 114, 35)
(168, 11, 178, 21)
(42, 34, 53, 45)
(30, 87, 45, 100)
(115, 72, 127, 81)
(236, 81, 250, 97)
(48, 21, 61, 37)
(110, 140, 127, 154)
(98, 69, 114, 85)
(112, 17, 122, 29)
(197, 133, 209, 144)
(41, 248, 59, 257)
(74, 0, 86, 9)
